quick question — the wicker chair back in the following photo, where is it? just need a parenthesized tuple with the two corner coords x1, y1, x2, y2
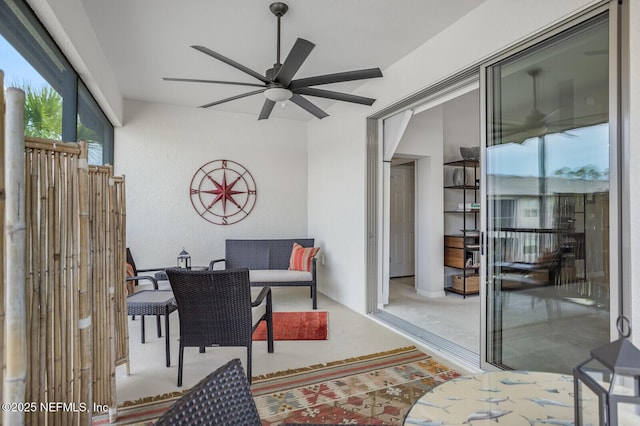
(166, 267, 273, 386)
(155, 358, 261, 425)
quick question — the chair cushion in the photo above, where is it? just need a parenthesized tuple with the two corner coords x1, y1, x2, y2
(249, 269, 312, 282)
(251, 298, 267, 326)
(288, 242, 320, 272)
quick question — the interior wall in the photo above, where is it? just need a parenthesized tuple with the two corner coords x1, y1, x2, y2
(443, 91, 480, 162)
(397, 107, 444, 297)
(114, 100, 309, 268)
(307, 0, 598, 314)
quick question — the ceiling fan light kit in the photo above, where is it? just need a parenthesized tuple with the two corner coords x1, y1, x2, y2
(264, 87, 293, 102)
(164, 2, 383, 120)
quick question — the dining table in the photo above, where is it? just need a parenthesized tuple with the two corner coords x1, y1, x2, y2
(404, 370, 578, 425)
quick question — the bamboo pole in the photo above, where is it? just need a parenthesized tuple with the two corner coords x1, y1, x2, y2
(69, 151, 78, 426)
(107, 175, 118, 421)
(24, 148, 36, 426)
(39, 151, 48, 424)
(52, 152, 62, 420)
(3, 88, 28, 425)
(0, 70, 6, 409)
(77, 141, 92, 423)
(24, 137, 81, 154)
(67, 150, 78, 424)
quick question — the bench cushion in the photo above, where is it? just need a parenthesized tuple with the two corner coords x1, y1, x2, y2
(249, 269, 312, 283)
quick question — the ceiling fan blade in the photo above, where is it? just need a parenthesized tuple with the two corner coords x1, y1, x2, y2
(275, 38, 315, 86)
(191, 45, 271, 84)
(258, 99, 276, 120)
(199, 89, 265, 108)
(163, 77, 266, 88)
(290, 94, 329, 119)
(290, 68, 383, 89)
(293, 87, 376, 106)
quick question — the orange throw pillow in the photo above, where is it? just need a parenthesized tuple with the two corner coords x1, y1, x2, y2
(288, 243, 320, 272)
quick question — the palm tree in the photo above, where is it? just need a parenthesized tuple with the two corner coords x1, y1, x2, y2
(13, 81, 103, 164)
(21, 84, 63, 139)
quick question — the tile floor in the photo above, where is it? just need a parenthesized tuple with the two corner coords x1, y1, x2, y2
(117, 283, 473, 404)
(382, 277, 480, 353)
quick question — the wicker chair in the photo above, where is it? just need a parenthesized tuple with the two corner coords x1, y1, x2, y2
(165, 267, 274, 386)
(154, 358, 261, 425)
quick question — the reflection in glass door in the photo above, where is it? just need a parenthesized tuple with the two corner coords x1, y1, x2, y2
(485, 13, 612, 373)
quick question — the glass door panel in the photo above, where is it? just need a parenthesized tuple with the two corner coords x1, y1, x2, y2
(485, 13, 611, 373)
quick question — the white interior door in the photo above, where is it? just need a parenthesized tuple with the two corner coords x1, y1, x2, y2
(389, 164, 415, 277)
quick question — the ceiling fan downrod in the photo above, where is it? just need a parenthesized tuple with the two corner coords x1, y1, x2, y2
(270, 2, 289, 67)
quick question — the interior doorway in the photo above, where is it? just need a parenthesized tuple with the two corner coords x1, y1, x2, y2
(389, 162, 415, 278)
(379, 87, 481, 360)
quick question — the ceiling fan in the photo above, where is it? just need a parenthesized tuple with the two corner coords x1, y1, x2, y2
(163, 2, 383, 120)
(499, 68, 559, 143)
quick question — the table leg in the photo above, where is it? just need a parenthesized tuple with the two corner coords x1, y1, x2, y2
(165, 308, 171, 367)
(140, 315, 145, 343)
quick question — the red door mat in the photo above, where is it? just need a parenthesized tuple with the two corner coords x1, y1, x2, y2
(253, 311, 328, 341)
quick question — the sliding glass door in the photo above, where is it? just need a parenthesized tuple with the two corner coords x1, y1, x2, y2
(484, 11, 614, 372)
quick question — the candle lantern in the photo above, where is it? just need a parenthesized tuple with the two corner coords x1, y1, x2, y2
(177, 248, 191, 269)
(573, 316, 640, 425)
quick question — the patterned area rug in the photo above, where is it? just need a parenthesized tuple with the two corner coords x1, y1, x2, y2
(253, 346, 461, 425)
(92, 346, 461, 425)
(253, 311, 328, 341)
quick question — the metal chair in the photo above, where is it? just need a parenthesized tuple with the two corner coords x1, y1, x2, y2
(126, 247, 164, 338)
(166, 267, 274, 386)
(154, 358, 261, 425)
(126, 247, 162, 291)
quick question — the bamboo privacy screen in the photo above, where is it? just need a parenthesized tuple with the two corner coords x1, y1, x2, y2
(2, 86, 128, 424)
(88, 166, 128, 410)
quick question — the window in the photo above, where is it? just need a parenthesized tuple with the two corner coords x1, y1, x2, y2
(0, 0, 113, 165)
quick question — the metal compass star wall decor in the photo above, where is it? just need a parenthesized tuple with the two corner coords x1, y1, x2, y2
(189, 159, 257, 225)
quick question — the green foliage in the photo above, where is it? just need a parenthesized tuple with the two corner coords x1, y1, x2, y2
(553, 164, 609, 180)
(21, 83, 63, 139)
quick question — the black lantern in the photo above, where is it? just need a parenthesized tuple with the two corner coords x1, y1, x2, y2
(177, 248, 191, 269)
(573, 316, 640, 425)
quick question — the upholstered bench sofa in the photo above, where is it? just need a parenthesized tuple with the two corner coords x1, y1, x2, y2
(210, 239, 319, 309)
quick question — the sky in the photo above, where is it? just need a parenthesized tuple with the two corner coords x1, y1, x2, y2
(487, 124, 610, 178)
(1, 34, 49, 89)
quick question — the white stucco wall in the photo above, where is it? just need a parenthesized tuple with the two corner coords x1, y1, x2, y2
(307, 0, 600, 313)
(114, 100, 309, 268)
(397, 107, 445, 298)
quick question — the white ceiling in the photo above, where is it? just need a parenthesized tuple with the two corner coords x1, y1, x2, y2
(80, 0, 484, 121)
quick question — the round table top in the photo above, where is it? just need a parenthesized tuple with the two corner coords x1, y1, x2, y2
(404, 370, 575, 425)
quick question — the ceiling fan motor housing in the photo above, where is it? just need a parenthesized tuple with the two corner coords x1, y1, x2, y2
(266, 64, 282, 81)
(269, 2, 289, 17)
